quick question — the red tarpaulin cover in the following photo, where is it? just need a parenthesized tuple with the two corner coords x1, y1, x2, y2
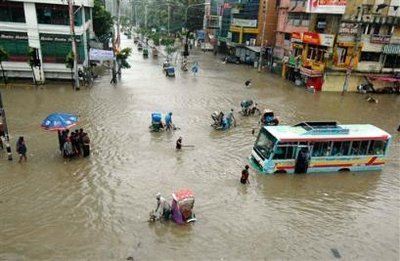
(368, 76, 400, 82)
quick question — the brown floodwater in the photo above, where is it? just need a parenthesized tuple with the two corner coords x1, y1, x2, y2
(0, 37, 399, 260)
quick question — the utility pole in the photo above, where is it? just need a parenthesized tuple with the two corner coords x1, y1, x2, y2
(68, 0, 80, 90)
(0, 91, 12, 160)
(341, 12, 363, 95)
(258, 0, 268, 72)
(168, 4, 170, 35)
(145, 4, 148, 29)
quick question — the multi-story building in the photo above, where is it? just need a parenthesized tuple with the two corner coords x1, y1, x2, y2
(0, 0, 94, 82)
(325, 0, 400, 91)
(221, 0, 277, 65)
(275, 0, 309, 80)
(283, 0, 342, 90)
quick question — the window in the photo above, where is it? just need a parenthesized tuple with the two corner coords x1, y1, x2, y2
(36, 4, 82, 26)
(331, 141, 350, 156)
(372, 24, 381, 35)
(336, 47, 348, 64)
(273, 142, 296, 160)
(384, 55, 400, 68)
(0, 2, 25, 23)
(288, 13, 309, 27)
(350, 140, 369, 155)
(360, 52, 381, 62)
(255, 129, 276, 159)
(307, 45, 327, 62)
(367, 140, 386, 155)
(311, 142, 331, 157)
(284, 33, 291, 41)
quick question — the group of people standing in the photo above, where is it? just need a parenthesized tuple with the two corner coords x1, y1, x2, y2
(58, 129, 91, 159)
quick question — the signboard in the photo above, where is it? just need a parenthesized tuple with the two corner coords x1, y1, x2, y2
(306, 0, 346, 14)
(231, 18, 257, 28)
(370, 34, 391, 44)
(338, 23, 359, 35)
(0, 32, 28, 40)
(291, 32, 303, 43)
(89, 48, 114, 61)
(40, 34, 81, 43)
(303, 32, 335, 47)
(336, 34, 356, 45)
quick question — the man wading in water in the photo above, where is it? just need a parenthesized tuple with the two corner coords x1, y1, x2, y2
(240, 165, 250, 184)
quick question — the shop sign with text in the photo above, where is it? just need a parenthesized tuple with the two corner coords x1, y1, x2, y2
(370, 34, 391, 44)
(40, 34, 82, 43)
(231, 18, 257, 28)
(338, 23, 359, 35)
(306, 0, 346, 14)
(291, 32, 303, 43)
(303, 32, 334, 47)
(0, 32, 28, 41)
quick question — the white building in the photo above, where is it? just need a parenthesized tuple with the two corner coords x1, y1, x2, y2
(0, 0, 94, 82)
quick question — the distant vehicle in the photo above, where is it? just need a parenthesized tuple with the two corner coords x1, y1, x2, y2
(223, 55, 240, 64)
(143, 48, 149, 58)
(201, 42, 213, 51)
(138, 43, 143, 51)
(152, 47, 158, 57)
(165, 66, 175, 77)
(250, 121, 392, 174)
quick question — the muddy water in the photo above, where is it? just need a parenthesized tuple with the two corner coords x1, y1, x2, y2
(0, 38, 399, 260)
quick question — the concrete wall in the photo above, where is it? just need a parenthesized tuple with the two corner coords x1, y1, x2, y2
(323, 72, 365, 92)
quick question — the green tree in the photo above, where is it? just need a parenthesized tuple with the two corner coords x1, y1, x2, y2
(0, 47, 9, 84)
(93, 0, 113, 37)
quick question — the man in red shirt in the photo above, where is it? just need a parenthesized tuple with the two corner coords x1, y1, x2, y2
(240, 165, 250, 184)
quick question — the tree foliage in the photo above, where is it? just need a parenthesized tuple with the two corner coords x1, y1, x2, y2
(0, 46, 8, 62)
(116, 48, 132, 69)
(93, 0, 113, 37)
(65, 51, 74, 69)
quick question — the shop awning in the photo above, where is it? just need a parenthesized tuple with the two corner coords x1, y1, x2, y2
(300, 66, 323, 77)
(383, 44, 400, 54)
(368, 75, 400, 82)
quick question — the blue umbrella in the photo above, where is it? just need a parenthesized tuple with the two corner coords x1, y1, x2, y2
(41, 112, 79, 131)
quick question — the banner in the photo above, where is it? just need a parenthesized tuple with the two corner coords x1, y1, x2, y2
(306, 0, 346, 14)
(89, 48, 114, 61)
(303, 32, 335, 47)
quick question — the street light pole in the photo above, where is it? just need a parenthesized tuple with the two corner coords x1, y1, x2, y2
(258, 0, 268, 72)
(68, 0, 80, 90)
(0, 90, 12, 160)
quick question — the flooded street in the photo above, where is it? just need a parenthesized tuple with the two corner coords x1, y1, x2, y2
(1, 38, 399, 260)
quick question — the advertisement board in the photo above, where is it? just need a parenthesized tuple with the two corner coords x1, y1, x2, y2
(231, 18, 257, 28)
(303, 32, 335, 47)
(306, 0, 346, 14)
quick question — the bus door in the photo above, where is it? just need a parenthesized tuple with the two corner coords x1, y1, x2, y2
(294, 145, 310, 174)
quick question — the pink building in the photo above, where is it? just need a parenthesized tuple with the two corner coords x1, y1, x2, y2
(274, 0, 309, 59)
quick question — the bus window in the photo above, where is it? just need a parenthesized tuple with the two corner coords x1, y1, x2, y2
(311, 142, 331, 157)
(273, 143, 296, 160)
(255, 128, 276, 159)
(331, 141, 350, 156)
(368, 140, 386, 155)
(359, 140, 369, 155)
(350, 141, 360, 155)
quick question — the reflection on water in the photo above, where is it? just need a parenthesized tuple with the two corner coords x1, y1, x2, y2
(0, 38, 399, 260)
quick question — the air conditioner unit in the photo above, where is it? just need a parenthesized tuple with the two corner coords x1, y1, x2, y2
(363, 15, 372, 22)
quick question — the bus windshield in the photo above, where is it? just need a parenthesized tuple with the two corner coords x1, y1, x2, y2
(255, 128, 276, 159)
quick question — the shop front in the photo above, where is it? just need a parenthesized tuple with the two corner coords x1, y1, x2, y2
(300, 32, 335, 91)
(282, 32, 303, 83)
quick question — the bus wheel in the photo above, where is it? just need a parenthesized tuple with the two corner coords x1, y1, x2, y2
(274, 170, 287, 174)
(339, 168, 350, 172)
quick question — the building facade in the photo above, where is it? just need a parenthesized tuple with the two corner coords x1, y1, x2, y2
(0, 0, 94, 82)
